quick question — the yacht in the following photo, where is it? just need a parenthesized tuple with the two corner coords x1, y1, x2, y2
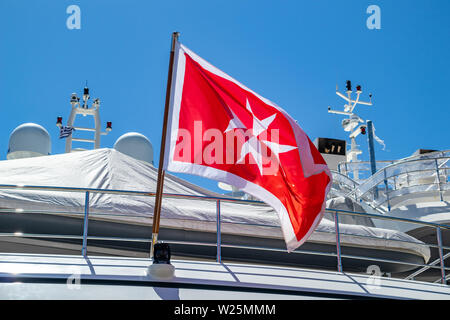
(0, 85, 448, 299)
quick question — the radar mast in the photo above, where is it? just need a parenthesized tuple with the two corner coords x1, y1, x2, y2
(328, 81, 373, 180)
(56, 85, 112, 153)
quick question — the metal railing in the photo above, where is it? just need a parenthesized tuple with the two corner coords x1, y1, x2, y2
(340, 155, 450, 212)
(0, 183, 449, 285)
(338, 160, 395, 180)
(337, 150, 450, 181)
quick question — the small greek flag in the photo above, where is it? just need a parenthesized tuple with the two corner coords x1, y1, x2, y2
(59, 126, 75, 139)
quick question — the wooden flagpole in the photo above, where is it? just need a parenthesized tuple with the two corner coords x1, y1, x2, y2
(150, 31, 180, 259)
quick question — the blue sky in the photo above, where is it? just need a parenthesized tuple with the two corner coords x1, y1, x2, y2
(0, 0, 449, 192)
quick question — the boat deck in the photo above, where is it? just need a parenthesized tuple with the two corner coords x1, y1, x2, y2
(0, 253, 449, 299)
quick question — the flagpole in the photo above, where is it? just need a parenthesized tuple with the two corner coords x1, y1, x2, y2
(150, 31, 179, 259)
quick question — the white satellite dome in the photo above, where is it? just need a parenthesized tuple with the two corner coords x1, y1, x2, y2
(114, 132, 154, 164)
(7, 123, 51, 160)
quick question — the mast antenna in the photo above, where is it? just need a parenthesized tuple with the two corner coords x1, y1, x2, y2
(56, 84, 112, 153)
(328, 81, 373, 180)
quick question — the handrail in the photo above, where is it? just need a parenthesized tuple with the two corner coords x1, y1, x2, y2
(331, 170, 359, 187)
(406, 252, 450, 280)
(3, 206, 450, 251)
(0, 183, 448, 285)
(1, 183, 449, 229)
(357, 156, 449, 193)
(339, 155, 449, 212)
(338, 149, 450, 176)
(338, 160, 395, 176)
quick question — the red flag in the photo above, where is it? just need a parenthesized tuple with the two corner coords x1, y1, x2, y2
(164, 42, 332, 251)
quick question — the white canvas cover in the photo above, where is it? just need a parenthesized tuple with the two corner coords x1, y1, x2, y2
(0, 148, 430, 261)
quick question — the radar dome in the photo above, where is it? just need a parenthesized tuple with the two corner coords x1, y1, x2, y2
(7, 123, 51, 160)
(114, 132, 154, 164)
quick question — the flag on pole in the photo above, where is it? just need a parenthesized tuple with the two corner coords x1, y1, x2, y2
(59, 126, 75, 139)
(371, 123, 386, 150)
(163, 42, 332, 252)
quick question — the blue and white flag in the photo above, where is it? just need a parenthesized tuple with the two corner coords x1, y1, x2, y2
(59, 126, 75, 139)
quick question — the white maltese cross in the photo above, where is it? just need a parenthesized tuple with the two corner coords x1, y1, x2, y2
(224, 99, 297, 175)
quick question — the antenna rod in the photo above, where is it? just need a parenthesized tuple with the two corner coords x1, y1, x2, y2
(150, 31, 180, 259)
(367, 120, 377, 175)
(367, 120, 379, 198)
(329, 81, 374, 180)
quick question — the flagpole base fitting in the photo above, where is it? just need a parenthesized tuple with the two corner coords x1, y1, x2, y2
(150, 233, 158, 259)
(147, 263, 175, 280)
(148, 242, 174, 279)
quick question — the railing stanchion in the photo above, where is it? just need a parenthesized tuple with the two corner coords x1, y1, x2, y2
(406, 172, 410, 187)
(334, 211, 343, 272)
(384, 169, 391, 212)
(435, 159, 444, 202)
(436, 226, 446, 284)
(353, 181, 358, 202)
(82, 191, 90, 257)
(216, 199, 221, 263)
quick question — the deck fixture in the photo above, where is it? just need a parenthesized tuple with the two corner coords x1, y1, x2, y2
(147, 242, 175, 279)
